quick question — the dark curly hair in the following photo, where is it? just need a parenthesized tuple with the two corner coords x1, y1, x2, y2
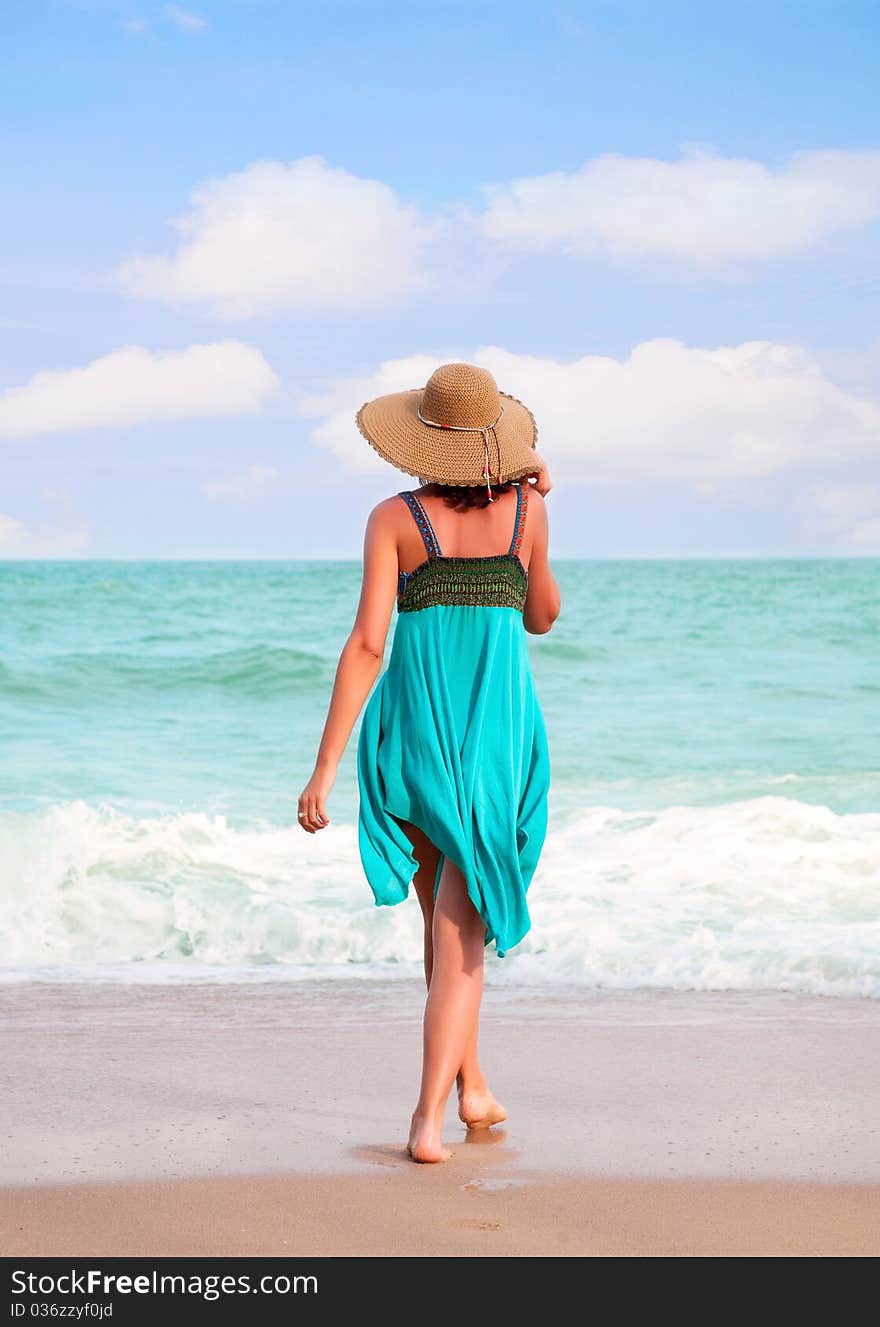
(419, 481, 517, 512)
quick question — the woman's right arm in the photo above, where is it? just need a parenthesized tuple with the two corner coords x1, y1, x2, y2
(522, 488, 561, 635)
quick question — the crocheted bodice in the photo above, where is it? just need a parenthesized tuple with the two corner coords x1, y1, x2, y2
(397, 485, 529, 614)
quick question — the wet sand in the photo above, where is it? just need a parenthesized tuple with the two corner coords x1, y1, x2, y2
(1, 981, 878, 1256)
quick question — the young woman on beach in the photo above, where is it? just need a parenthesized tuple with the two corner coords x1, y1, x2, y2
(297, 362, 560, 1163)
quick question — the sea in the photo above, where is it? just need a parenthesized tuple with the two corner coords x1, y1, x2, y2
(1, 558, 878, 996)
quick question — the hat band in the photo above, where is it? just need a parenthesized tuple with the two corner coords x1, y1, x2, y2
(416, 404, 505, 501)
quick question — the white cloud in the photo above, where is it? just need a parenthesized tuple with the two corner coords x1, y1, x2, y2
(803, 483, 880, 550)
(478, 146, 880, 263)
(164, 5, 206, 33)
(113, 148, 880, 318)
(122, 16, 148, 36)
(0, 341, 280, 438)
(202, 464, 282, 503)
(303, 340, 880, 491)
(116, 157, 434, 318)
(0, 491, 91, 558)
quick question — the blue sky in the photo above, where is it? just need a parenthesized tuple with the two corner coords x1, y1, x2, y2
(2, 0, 879, 557)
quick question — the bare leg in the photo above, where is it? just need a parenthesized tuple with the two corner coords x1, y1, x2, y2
(405, 822, 506, 1130)
(408, 855, 486, 1162)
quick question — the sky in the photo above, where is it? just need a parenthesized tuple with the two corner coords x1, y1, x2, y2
(1, 0, 879, 558)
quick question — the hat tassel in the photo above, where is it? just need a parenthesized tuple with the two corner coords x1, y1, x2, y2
(482, 428, 503, 502)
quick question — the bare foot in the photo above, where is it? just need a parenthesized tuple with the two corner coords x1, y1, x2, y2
(458, 1088, 508, 1131)
(407, 1113, 452, 1164)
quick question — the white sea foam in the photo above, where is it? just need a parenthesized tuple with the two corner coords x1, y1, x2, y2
(2, 796, 878, 996)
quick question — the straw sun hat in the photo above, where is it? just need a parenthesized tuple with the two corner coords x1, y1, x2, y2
(356, 362, 540, 500)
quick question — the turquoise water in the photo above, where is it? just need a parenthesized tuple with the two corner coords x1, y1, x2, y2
(2, 559, 879, 992)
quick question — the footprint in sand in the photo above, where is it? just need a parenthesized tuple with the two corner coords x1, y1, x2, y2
(462, 1177, 523, 1194)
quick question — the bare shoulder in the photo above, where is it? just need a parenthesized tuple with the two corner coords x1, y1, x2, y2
(523, 486, 548, 523)
(362, 494, 409, 548)
(366, 493, 407, 524)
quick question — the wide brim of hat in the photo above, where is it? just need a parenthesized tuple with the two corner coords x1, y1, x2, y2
(355, 387, 539, 487)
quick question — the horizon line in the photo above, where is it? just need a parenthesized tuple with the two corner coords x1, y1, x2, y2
(2, 554, 878, 564)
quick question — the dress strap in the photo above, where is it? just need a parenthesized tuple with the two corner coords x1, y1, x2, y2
(508, 482, 529, 558)
(399, 490, 443, 559)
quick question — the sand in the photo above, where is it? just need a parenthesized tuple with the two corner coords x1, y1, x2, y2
(1, 980, 878, 1257)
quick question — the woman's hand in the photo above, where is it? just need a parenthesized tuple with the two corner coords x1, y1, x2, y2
(526, 452, 553, 496)
(297, 764, 335, 833)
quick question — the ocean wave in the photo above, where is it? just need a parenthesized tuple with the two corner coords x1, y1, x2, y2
(0, 644, 333, 702)
(2, 796, 878, 996)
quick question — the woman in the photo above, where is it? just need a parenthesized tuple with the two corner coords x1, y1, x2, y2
(297, 362, 560, 1163)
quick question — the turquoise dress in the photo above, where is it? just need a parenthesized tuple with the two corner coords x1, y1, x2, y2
(356, 483, 550, 957)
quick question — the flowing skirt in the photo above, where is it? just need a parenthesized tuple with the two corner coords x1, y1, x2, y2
(356, 605, 550, 957)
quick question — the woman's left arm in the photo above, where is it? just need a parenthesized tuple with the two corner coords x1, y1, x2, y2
(297, 499, 399, 833)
